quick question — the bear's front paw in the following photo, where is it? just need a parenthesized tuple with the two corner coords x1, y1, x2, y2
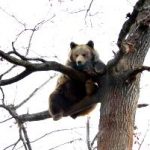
(52, 113, 63, 121)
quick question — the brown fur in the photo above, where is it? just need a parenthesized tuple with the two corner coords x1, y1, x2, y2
(49, 41, 105, 121)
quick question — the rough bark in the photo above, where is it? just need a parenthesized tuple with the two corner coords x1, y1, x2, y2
(97, 0, 150, 149)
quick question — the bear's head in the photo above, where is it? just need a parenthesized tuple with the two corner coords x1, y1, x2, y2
(69, 41, 99, 70)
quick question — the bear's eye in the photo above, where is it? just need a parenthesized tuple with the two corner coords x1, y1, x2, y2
(75, 54, 79, 57)
(82, 54, 86, 57)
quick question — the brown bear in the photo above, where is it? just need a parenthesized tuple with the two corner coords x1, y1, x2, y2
(49, 41, 106, 121)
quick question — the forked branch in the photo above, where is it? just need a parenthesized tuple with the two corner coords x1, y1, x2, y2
(0, 50, 88, 86)
(123, 66, 150, 83)
(117, 0, 146, 48)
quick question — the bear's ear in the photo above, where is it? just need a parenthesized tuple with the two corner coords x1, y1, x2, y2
(70, 42, 78, 49)
(86, 40, 94, 49)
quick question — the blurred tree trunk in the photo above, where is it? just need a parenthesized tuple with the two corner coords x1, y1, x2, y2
(97, 0, 150, 149)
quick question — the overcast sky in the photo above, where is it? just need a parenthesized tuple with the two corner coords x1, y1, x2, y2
(0, 0, 150, 150)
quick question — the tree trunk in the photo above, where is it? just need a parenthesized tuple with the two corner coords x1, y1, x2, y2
(0, 0, 149, 149)
(98, 75, 140, 150)
(97, 0, 150, 149)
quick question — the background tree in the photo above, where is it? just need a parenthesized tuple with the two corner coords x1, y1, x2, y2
(0, 0, 150, 150)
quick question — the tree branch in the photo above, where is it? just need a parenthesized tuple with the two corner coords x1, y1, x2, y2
(18, 110, 50, 122)
(137, 103, 149, 108)
(123, 66, 150, 83)
(15, 76, 55, 109)
(0, 65, 16, 79)
(15, 74, 106, 123)
(20, 124, 32, 150)
(117, 0, 146, 48)
(0, 69, 32, 86)
(0, 50, 89, 86)
(86, 117, 92, 150)
(16, 92, 101, 123)
(85, 0, 94, 19)
(8, 102, 149, 123)
(108, 0, 150, 74)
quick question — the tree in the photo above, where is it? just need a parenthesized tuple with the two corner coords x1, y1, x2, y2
(0, 0, 150, 149)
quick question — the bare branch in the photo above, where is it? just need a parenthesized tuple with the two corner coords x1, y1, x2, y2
(137, 103, 149, 108)
(85, 0, 94, 19)
(16, 86, 148, 123)
(107, 50, 124, 70)
(25, 15, 55, 54)
(17, 78, 105, 123)
(31, 127, 84, 144)
(138, 122, 150, 150)
(108, 0, 150, 74)
(0, 6, 25, 27)
(18, 110, 50, 122)
(117, 0, 146, 48)
(0, 104, 32, 149)
(48, 138, 82, 150)
(0, 87, 5, 104)
(123, 66, 150, 84)
(0, 65, 16, 79)
(0, 69, 33, 86)
(86, 117, 92, 150)
(9, 43, 47, 62)
(91, 132, 98, 147)
(20, 124, 32, 150)
(19, 127, 28, 150)
(0, 117, 13, 123)
(0, 105, 20, 121)
(15, 74, 56, 109)
(3, 139, 20, 150)
(0, 50, 35, 67)
(69, 9, 86, 14)
(0, 50, 88, 86)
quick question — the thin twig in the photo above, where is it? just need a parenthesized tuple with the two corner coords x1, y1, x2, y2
(13, 14, 55, 55)
(0, 87, 5, 104)
(31, 127, 85, 144)
(0, 65, 16, 80)
(86, 117, 92, 150)
(85, 0, 94, 19)
(91, 132, 98, 147)
(0, 117, 13, 123)
(10, 43, 47, 62)
(15, 74, 57, 109)
(0, 6, 25, 27)
(0, 50, 88, 86)
(138, 121, 150, 150)
(48, 138, 82, 150)
(3, 139, 21, 150)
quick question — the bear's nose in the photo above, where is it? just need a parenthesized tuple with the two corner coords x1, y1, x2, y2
(77, 61, 82, 65)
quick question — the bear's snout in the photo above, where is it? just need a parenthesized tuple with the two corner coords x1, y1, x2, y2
(76, 55, 86, 66)
(77, 60, 82, 65)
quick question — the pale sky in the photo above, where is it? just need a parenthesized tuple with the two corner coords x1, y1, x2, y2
(0, 0, 150, 150)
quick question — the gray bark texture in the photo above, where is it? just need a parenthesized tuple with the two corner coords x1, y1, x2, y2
(97, 0, 150, 149)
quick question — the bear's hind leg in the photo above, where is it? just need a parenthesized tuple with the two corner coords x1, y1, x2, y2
(49, 94, 65, 121)
(71, 80, 98, 119)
